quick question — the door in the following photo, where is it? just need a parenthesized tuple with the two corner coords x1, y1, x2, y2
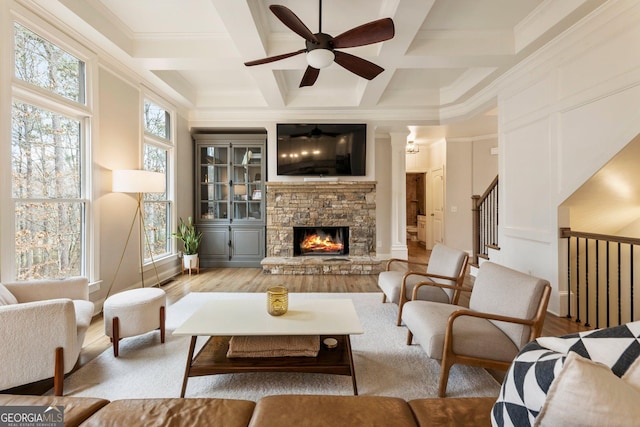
(430, 167, 444, 247)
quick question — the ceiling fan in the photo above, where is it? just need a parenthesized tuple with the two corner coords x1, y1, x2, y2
(244, 0, 395, 87)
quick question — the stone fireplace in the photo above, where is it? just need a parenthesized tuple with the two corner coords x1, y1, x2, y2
(262, 181, 381, 274)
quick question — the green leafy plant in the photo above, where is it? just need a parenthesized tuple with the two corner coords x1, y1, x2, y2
(172, 217, 203, 255)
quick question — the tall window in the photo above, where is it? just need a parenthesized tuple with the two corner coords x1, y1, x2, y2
(11, 23, 88, 280)
(143, 99, 172, 261)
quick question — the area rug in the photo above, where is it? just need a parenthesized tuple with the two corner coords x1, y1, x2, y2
(57, 292, 501, 401)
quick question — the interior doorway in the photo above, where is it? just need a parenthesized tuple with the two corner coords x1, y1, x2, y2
(430, 167, 444, 247)
(406, 173, 426, 241)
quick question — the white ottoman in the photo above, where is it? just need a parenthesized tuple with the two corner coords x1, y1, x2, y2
(103, 287, 166, 357)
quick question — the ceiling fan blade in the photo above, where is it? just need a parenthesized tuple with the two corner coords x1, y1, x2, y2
(244, 49, 306, 66)
(299, 66, 320, 87)
(270, 5, 319, 43)
(333, 51, 384, 80)
(333, 18, 395, 49)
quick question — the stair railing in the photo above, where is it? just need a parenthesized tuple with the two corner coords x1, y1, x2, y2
(560, 227, 639, 328)
(471, 175, 498, 265)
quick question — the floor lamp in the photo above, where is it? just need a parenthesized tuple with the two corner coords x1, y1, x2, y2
(107, 169, 166, 298)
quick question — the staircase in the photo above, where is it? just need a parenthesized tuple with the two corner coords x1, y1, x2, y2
(561, 227, 639, 328)
(471, 175, 499, 271)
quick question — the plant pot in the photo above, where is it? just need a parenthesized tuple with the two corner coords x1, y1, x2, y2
(182, 254, 199, 275)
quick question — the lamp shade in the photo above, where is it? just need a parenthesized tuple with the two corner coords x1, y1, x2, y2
(112, 169, 165, 193)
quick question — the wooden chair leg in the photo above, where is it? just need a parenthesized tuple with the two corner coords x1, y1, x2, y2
(396, 299, 405, 326)
(381, 293, 387, 303)
(406, 330, 413, 345)
(112, 316, 120, 357)
(438, 357, 454, 398)
(159, 306, 166, 343)
(53, 347, 64, 396)
(396, 283, 408, 326)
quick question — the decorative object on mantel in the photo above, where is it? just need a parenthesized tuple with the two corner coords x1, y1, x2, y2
(267, 286, 289, 316)
(244, 0, 394, 87)
(172, 217, 203, 275)
(406, 141, 419, 154)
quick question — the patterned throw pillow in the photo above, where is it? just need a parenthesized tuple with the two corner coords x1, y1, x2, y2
(491, 321, 640, 427)
(534, 352, 640, 426)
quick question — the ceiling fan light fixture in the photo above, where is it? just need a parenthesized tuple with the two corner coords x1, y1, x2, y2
(306, 49, 334, 69)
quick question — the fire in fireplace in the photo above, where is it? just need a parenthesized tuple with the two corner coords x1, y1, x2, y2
(294, 227, 349, 256)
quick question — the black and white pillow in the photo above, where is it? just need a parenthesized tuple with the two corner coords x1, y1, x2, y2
(491, 320, 640, 427)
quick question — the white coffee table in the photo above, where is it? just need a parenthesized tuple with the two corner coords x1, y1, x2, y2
(174, 296, 364, 397)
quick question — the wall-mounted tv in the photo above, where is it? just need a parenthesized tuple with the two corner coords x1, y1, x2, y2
(277, 123, 366, 176)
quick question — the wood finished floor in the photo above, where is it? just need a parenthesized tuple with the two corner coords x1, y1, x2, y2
(80, 242, 589, 363)
(6, 241, 590, 395)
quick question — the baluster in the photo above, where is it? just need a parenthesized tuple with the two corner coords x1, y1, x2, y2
(606, 242, 610, 328)
(491, 191, 498, 246)
(494, 187, 498, 245)
(485, 201, 488, 254)
(595, 240, 600, 329)
(566, 236, 572, 319)
(576, 237, 581, 324)
(483, 202, 487, 256)
(479, 204, 484, 256)
(618, 242, 622, 326)
(631, 245, 635, 322)
(486, 195, 490, 250)
(585, 238, 590, 327)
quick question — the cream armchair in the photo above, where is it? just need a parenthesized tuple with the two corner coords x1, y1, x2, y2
(402, 262, 551, 397)
(378, 244, 469, 326)
(0, 277, 94, 395)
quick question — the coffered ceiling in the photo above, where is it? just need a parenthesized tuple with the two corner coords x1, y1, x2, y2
(34, 0, 604, 139)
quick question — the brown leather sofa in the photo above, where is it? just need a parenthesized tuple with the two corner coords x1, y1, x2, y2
(0, 393, 496, 426)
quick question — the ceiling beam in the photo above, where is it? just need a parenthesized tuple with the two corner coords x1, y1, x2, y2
(210, 0, 286, 108)
(358, 0, 436, 106)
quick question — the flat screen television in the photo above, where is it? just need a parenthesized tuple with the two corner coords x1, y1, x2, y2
(277, 123, 366, 176)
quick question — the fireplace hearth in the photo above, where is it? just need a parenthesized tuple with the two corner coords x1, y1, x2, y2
(294, 227, 349, 256)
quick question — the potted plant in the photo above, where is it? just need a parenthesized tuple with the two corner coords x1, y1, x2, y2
(173, 217, 203, 273)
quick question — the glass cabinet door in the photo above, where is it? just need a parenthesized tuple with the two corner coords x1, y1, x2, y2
(199, 146, 228, 220)
(231, 145, 263, 221)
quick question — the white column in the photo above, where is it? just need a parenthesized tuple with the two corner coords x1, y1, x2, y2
(389, 131, 410, 259)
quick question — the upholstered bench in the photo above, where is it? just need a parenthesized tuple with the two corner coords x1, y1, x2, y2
(0, 394, 497, 426)
(103, 287, 166, 357)
(409, 397, 495, 426)
(80, 398, 256, 427)
(248, 395, 418, 427)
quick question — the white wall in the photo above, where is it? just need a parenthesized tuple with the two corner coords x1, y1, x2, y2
(445, 139, 473, 253)
(94, 67, 191, 305)
(494, 0, 640, 315)
(97, 69, 142, 301)
(442, 135, 498, 255)
(472, 137, 499, 195)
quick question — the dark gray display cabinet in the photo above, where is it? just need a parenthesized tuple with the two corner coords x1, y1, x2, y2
(193, 133, 266, 267)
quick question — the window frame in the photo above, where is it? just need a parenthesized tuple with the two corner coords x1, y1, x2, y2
(141, 95, 175, 266)
(2, 9, 97, 283)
